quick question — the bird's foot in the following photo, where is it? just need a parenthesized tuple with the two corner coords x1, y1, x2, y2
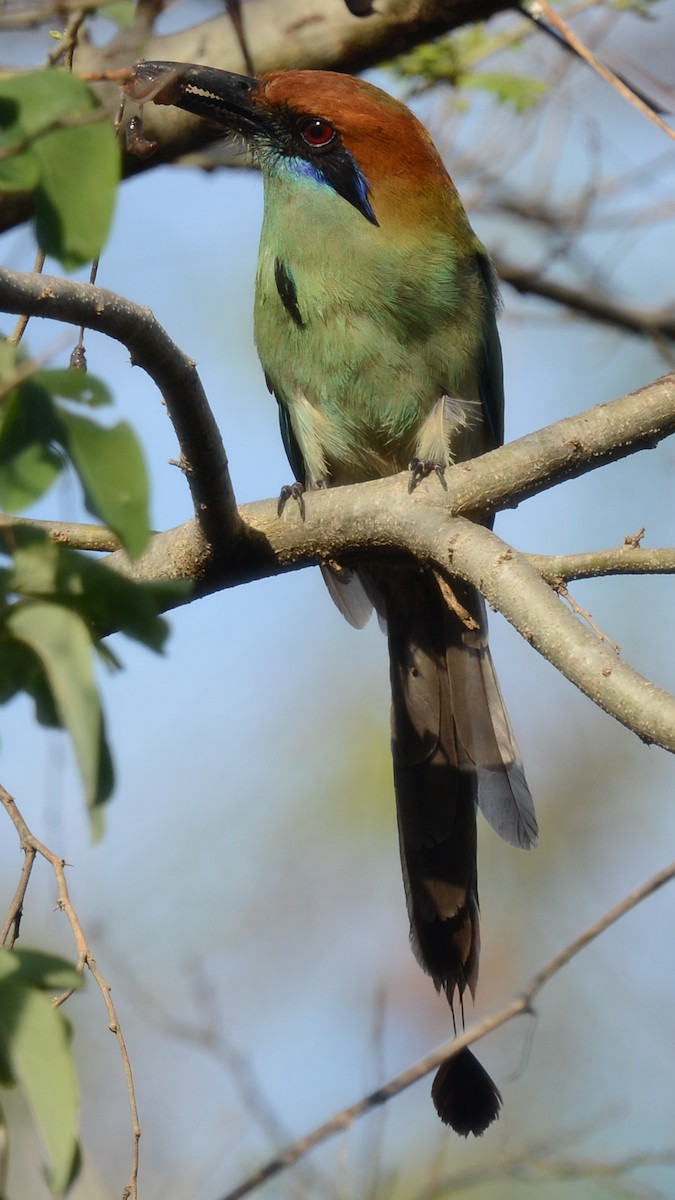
(277, 481, 306, 519)
(408, 457, 447, 494)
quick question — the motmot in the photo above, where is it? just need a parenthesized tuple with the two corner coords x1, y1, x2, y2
(123, 61, 538, 1136)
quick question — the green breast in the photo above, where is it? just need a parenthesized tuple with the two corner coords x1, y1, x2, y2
(254, 172, 487, 486)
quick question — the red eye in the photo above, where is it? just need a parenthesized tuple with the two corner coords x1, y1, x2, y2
(300, 118, 336, 148)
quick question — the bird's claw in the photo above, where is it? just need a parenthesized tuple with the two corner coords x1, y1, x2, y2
(408, 457, 447, 493)
(277, 481, 306, 519)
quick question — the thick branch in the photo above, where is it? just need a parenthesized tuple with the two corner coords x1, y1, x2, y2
(2, 260, 674, 746)
(2, 257, 671, 552)
(101, 373, 675, 749)
(0, 267, 240, 552)
(442, 519, 675, 750)
(138, 0, 511, 76)
(100, 369, 675, 588)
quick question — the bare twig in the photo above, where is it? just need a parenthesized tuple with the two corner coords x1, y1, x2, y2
(47, 7, 89, 67)
(216, 860, 675, 1200)
(495, 258, 675, 344)
(8, 249, 46, 347)
(533, 0, 675, 143)
(530, 544, 675, 582)
(0, 783, 141, 1200)
(0, 844, 36, 948)
(413, 1145, 675, 1199)
(107, 954, 337, 1199)
(552, 580, 621, 654)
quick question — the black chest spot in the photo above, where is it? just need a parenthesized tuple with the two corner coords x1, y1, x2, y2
(274, 259, 304, 329)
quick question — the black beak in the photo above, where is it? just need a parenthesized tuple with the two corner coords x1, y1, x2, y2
(123, 61, 261, 136)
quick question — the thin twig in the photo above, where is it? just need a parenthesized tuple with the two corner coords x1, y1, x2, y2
(552, 580, 621, 654)
(216, 860, 675, 1200)
(533, 0, 675, 143)
(47, 7, 89, 67)
(0, 783, 141, 1200)
(8, 249, 46, 347)
(413, 1146, 675, 1200)
(0, 844, 36, 948)
(529, 545, 675, 582)
(495, 258, 675, 343)
(107, 953, 337, 1200)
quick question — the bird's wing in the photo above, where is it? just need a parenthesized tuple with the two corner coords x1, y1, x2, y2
(475, 250, 505, 451)
(274, 386, 307, 486)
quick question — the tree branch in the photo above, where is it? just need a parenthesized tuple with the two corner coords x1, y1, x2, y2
(0, 0, 515, 235)
(495, 258, 675, 344)
(530, 544, 675, 582)
(0, 782, 141, 1200)
(0, 514, 122, 552)
(216, 858, 675, 1200)
(0, 267, 240, 553)
(100, 367, 675, 592)
(2, 262, 674, 748)
(442, 519, 675, 751)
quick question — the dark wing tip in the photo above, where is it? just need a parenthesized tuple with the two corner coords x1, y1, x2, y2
(431, 1047, 502, 1136)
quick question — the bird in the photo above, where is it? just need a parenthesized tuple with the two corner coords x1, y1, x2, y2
(124, 60, 539, 1136)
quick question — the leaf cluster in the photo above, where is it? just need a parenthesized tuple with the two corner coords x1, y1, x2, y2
(0, 66, 183, 1191)
(0, 70, 118, 269)
(0, 61, 185, 830)
(0, 342, 179, 814)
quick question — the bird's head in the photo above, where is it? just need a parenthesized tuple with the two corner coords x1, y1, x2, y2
(124, 62, 472, 239)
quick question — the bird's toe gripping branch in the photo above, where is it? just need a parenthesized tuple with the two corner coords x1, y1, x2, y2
(408, 457, 448, 494)
(277, 481, 306, 519)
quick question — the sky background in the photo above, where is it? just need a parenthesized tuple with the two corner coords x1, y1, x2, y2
(1, 3, 675, 1198)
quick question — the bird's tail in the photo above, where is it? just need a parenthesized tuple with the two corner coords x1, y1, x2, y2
(382, 567, 536, 1135)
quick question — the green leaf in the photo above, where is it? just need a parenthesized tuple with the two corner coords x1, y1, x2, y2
(10, 534, 176, 652)
(99, 0, 137, 27)
(0, 71, 119, 267)
(0, 633, 60, 725)
(57, 410, 151, 558)
(0, 382, 63, 511)
(0, 948, 82, 993)
(0, 978, 80, 1192)
(0, 363, 146, 541)
(0, 92, 39, 192)
(35, 368, 112, 408)
(5, 600, 113, 809)
(463, 70, 548, 111)
(0, 339, 19, 378)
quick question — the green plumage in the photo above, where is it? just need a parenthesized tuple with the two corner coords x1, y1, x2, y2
(254, 169, 497, 485)
(140, 58, 537, 1137)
